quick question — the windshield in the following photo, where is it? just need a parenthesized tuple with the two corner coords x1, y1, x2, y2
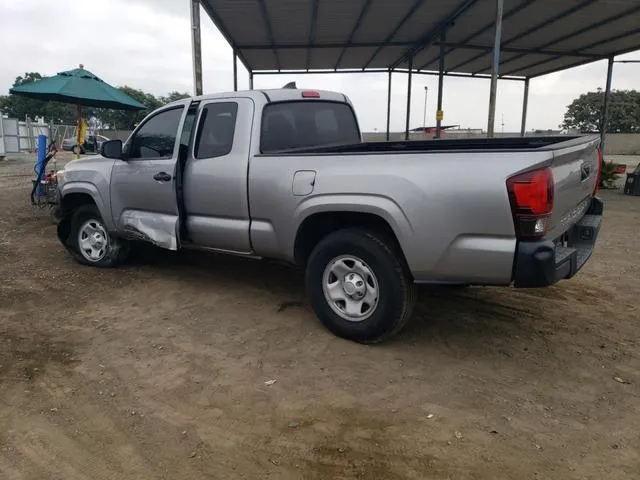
(260, 100, 360, 153)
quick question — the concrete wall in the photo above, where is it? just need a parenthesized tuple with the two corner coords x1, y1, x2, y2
(603, 134, 640, 155)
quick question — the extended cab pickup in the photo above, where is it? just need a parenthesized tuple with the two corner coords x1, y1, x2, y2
(56, 88, 603, 343)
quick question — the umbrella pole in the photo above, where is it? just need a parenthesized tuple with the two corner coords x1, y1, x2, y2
(75, 105, 82, 159)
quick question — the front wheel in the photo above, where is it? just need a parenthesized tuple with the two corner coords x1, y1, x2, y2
(305, 229, 416, 343)
(66, 205, 129, 267)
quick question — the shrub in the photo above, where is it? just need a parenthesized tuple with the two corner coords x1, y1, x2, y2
(600, 161, 621, 188)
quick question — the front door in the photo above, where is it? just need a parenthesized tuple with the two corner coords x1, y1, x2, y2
(110, 104, 187, 250)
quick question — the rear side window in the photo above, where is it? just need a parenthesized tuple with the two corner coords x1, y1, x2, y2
(194, 102, 238, 159)
(261, 101, 360, 153)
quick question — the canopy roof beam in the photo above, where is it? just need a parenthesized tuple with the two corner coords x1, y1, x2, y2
(362, 0, 427, 70)
(237, 41, 600, 60)
(417, 0, 537, 71)
(250, 68, 525, 81)
(334, 0, 374, 69)
(389, 0, 480, 70)
(306, 0, 320, 70)
(200, 0, 640, 78)
(257, 0, 281, 70)
(449, 0, 598, 73)
(199, 0, 251, 72)
(503, 25, 640, 77)
(479, 2, 640, 75)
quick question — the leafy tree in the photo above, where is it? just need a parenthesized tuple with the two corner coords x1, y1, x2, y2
(0, 72, 48, 120)
(13, 72, 43, 87)
(98, 86, 163, 129)
(1, 71, 191, 129)
(159, 91, 190, 104)
(562, 89, 640, 133)
(100, 90, 190, 128)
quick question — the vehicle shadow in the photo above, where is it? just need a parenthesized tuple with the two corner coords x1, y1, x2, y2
(398, 286, 545, 354)
(126, 244, 545, 348)
(127, 243, 306, 299)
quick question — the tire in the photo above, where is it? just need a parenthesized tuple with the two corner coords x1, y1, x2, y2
(48, 204, 61, 225)
(305, 228, 416, 344)
(66, 205, 129, 267)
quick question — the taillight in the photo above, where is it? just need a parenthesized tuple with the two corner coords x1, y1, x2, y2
(506, 167, 554, 240)
(595, 147, 603, 195)
(301, 91, 320, 98)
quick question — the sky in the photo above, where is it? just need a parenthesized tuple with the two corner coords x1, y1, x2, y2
(1, 0, 640, 133)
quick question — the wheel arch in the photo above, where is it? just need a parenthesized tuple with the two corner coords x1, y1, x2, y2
(60, 182, 113, 230)
(293, 197, 413, 272)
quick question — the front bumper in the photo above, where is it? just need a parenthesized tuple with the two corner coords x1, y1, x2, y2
(513, 196, 603, 288)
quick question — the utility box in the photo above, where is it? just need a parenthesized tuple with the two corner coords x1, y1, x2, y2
(623, 164, 640, 196)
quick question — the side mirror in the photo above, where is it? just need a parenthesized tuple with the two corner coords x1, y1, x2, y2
(100, 139, 123, 159)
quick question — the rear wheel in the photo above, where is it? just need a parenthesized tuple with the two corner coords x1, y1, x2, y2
(66, 205, 129, 267)
(305, 228, 416, 343)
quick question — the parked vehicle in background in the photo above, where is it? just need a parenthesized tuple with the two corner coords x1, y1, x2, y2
(54, 88, 603, 343)
(61, 134, 109, 154)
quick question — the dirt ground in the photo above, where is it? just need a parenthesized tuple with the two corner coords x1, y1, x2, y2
(1, 156, 639, 480)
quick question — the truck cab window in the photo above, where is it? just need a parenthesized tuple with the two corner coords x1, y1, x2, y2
(126, 107, 184, 159)
(194, 102, 238, 159)
(261, 101, 360, 153)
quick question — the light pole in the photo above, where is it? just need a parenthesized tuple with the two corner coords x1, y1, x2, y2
(423, 86, 428, 128)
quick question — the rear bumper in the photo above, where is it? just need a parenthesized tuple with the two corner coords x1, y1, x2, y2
(513, 196, 603, 288)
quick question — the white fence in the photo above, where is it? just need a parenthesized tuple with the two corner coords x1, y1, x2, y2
(0, 114, 51, 157)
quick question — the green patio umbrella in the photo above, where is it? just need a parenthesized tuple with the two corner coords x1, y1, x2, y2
(9, 64, 146, 154)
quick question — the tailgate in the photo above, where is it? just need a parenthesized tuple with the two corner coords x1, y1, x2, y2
(547, 135, 600, 239)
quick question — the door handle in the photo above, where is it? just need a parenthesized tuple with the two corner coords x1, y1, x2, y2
(153, 172, 172, 182)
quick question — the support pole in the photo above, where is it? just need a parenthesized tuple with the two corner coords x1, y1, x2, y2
(487, 0, 504, 138)
(520, 77, 530, 137)
(436, 32, 445, 139)
(600, 56, 614, 152)
(405, 57, 413, 141)
(233, 51, 238, 92)
(386, 70, 392, 141)
(75, 105, 82, 160)
(423, 86, 428, 129)
(190, 0, 203, 96)
(249, 72, 254, 90)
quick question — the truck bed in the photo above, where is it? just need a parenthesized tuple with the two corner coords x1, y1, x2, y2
(271, 135, 585, 155)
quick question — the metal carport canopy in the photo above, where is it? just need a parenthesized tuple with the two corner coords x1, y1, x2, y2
(200, 0, 640, 78)
(195, 0, 640, 143)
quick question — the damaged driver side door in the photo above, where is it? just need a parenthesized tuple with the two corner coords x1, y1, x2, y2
(110, 104, 188, 250)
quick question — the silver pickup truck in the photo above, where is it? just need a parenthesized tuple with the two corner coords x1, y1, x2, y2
(55, 88, 603, 343)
